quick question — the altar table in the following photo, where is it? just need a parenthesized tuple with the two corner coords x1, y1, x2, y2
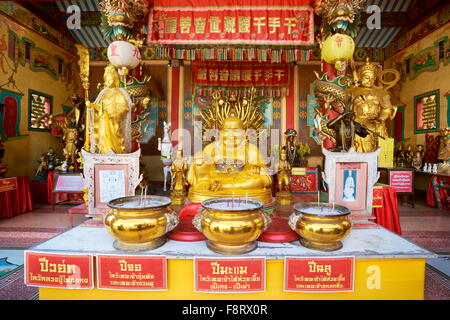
(0, 176, 33, 218)
(29, 224, 435, 300)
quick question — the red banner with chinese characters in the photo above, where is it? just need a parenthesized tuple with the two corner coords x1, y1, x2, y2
(389, 171, 413, 193)
(96, 255, 167, 291)
(24, 251, 94, 289)
(0, 177, 17, 192)
(194, 257, 265, 293)
(372, 185, 383, 208)
(148, 0, 314, 45)
(192, 61, 289, 87)
(290, 167, 319, 193)
(284, 257, 355, 292)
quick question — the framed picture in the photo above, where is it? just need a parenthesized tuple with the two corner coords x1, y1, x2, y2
(94, 164, 129, 209)
(414, 89, 440, 134)
(28, 89, 52, 132)
(81, 149, 141, 216)
(322, 147, 380, 220)
(335, 162, 368, 211)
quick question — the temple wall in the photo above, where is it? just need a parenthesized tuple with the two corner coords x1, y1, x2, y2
(0, 8, 80, 178)
(384, 21, 450, 148)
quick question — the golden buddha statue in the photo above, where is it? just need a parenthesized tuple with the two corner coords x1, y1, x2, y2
(187, 116, 273, 203)
(85, 64, 132, 154)
(347, 58, 400, 153)
(171, 149, 188, 205)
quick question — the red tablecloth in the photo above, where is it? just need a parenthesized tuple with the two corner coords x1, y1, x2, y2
(47, 171, 68, 205)
(426, 174, 450, 210)
(0, 176, 33, 218)
(373, 186, 402, 235)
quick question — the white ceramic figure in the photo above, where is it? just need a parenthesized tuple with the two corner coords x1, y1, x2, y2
(433, 163, 438, 174)
(158, 121, 174, 192)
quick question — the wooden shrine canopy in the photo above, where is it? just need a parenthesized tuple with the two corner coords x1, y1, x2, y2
(147, 0, 315, 46)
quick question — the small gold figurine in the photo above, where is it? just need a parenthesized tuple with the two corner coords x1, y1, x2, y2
(170, 149, 188, 205)
(276, 148, 292, 205)
(62, 123, 78, 168)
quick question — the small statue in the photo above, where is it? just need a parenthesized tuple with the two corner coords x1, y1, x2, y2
(326, 107, 369, 152)
(416, 145, 425, 159)
(34, 155, 49, 180)
(62, 120, 78, 169)
(394, 144, 403, 165)
(276, 148, 292, 205)
(46, 148, 60, 170)
(406, 145, 414, 166)
(158, 121, 174, 192)
(284, 129, 300, 167)
(424, 163, 429, 172)
(438, 137, 450, 161)
(397, 151, 406, 167)
(433, 163, 438, 174)
(170, 149, 188, 205)
(411, 152, 423, 170)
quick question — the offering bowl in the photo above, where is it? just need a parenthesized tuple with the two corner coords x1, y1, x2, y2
(193, 197, 271, 254)
(288, 202, 351, 252)
(104, 195, 179, 252)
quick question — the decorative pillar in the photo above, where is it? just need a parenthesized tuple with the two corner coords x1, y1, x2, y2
(321, 61, 339, 150)
(285, 65, 296, 131)
(168, 60, 181, 145)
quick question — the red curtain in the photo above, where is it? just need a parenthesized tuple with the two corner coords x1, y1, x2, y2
(373, 186, 402, 235)
(47, 171, 68, 205)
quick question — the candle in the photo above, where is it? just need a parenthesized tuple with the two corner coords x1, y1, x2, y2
(317, 191, 320, 207)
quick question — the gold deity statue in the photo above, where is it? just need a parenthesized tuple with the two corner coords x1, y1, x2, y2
(85, 64, 132, 154)
(276, 148, 292, 205)
(347, 58, 400, 153)
(187, 116, 273, 203)
(171, 149, 188, 205)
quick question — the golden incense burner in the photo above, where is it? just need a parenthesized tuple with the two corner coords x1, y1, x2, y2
(104, 195, 179, 252)
(193, 197, 271, 255)
(289, 202, 351, 252)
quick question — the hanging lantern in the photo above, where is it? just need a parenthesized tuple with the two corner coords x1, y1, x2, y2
(321, 34, 355, 71)
(107, 40, 141, 78)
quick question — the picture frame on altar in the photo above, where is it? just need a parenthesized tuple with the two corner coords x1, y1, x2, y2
(94, 164, 129, 209)
(414, 89, 440, 134)
(335, 162, 368, 212)
(81, 149, 141, 215)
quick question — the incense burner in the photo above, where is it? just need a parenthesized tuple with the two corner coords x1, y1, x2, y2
(288, 202, 352, 252)
(104, 195, 179, 252)
(193, 197, 271, 254)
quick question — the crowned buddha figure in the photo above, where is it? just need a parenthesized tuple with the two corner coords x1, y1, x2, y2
(187, 116, 273, 203)
(348, 59, 399, 153)
(85, 64, 132, 154)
